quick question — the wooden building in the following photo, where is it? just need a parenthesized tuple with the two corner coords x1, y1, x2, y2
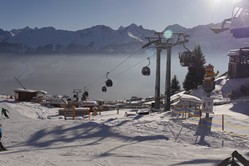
(14, 88, 47, 102)
(228, 47, 249, 78)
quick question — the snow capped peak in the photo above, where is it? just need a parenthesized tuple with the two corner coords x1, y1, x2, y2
(116, 23, 156, 43)
(126, 23, 139, 29)
(86, 25, 113, 32)
(127, 31, 144, 42)
(10, 26, 32, 36)
(163, 24, 188, 33)
(39, 27, 56, 32)
(119, 24, 146, 32)
(124, 23, 144, 31)
(118, 25, 125, 30)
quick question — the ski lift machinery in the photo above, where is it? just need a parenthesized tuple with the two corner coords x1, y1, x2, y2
(211, 0, 249, 38)
(81, 87, 89, 100)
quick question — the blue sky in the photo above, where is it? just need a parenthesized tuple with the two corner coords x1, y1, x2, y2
(0, 0, 235, 31)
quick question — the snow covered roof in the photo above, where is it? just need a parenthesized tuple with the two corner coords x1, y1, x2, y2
(14, 88, 47, 94)
(37, 90, 47, 94)
(227, 48, 249, 56)
(171, 92, 202, 104)
(180, 94, 202, 103)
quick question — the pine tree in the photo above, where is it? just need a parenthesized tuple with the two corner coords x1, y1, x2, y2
(183, 45, 206, 91)
(183, 66, 198, 91)
(192, 45, 206, 85)
(170, 75, 181, 96)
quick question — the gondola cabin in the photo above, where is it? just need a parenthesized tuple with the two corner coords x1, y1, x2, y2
(179, 51, 193, 67)
(227, 47, 249, 78)
(102, 86, 107, 92)
(142, 57, 151, 76)
(106, 79, 113, 87)
(142, 66, 150, 76)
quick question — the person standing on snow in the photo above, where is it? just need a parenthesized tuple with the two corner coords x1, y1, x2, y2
(0, 123, 7, 151)
(1, 108, 9, 119)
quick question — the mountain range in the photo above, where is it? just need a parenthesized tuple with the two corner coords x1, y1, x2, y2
(0, 23, 249, 55)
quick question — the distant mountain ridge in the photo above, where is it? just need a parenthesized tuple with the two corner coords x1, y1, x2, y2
(1, 23, 249, 55)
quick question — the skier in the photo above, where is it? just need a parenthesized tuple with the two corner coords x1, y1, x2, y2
(0, 123, 7, 151)
(1, 108, 9, 119)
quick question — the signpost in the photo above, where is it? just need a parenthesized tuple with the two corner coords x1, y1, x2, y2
(202, 97, 214, 114)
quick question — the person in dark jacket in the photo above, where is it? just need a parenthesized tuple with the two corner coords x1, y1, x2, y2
(0, 123, 6, 151)
(1, 108, 9, 118)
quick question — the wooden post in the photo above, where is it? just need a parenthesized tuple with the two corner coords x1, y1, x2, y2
(117, 105, 119, 114)
(73, 106, 76, 120)
(64, 107, 66, 120)
(93, 106, 97, 116)
(85, 99, 90, 121)
(88, 108, 90, 121)
(222, 114, 224, 131)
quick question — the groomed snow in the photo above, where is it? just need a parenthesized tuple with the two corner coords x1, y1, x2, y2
(0, 93, 248, 166)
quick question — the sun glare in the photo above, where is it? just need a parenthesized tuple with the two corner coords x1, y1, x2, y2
(210, 0, 236, 10)
(163, 30, 173, 39)
(213, 0, 227, 5)
(213, 0, 236, 4)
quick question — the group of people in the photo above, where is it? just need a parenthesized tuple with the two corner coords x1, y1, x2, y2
(0, 107, 9, 151)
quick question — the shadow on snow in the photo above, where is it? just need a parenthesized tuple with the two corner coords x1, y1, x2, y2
(25, 119, 169, 148)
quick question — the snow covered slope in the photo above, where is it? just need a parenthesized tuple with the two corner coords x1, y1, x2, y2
(0, 74, 249, 166)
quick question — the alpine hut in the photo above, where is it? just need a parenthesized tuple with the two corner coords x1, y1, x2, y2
(14, 88, 47, 102)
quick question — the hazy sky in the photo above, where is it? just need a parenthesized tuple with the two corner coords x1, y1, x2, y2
(0, 0, 235, 31)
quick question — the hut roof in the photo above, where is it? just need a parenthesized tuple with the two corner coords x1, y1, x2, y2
(14, 88, 47, 94)
(171, 92, 202, 104)
(227, 48, 249, 57)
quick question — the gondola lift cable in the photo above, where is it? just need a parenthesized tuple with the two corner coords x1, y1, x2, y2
(85, 47, 143, 90)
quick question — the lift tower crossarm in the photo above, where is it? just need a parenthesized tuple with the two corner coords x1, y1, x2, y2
(142, 38, 161, 49)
